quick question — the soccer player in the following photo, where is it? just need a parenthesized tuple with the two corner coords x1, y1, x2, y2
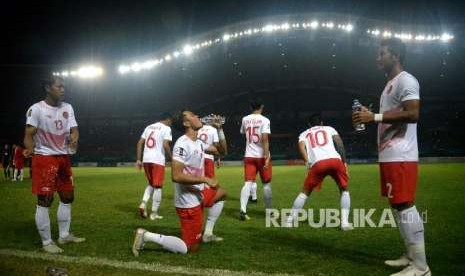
(286, 114, 353, 230)
(352, 38, 430, 276)
(239, 100, 273, 220)
(197, 115, 227, 178)
(23, 75, 85, 254)
(136, 113, 173, 220)
(132, 110, 227, 255)
(2, 144, 12, 180)
(12, 143, 25, 181)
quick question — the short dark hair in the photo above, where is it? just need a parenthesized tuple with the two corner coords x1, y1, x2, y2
(172, 110, 187, 131)
(308, 113, 322, 127)
(160, 112, 172, 121)
(381, 38, 406, 64)
(250, 99, 263, 111)
(42, 75, 64, 93)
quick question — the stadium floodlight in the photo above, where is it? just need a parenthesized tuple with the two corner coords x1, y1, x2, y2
(183, 44, 193, 55)
(77, 66, 103, 78)
(131, 62, 142, 72)
(164, 54, 172, 61)
(173, 51, 181, 58)
(61, 71, 69, 77)
(310, 21, 319, 29)
(383, 31, 392, 38)
(118, 65, 130, 74)
(345, 24, 353, 32)
(440, 33, 454, 42)
(372, 29, 380, 36)
(263, 24, 274, 32)
(326, 22, 334, 29)
(70, 71, 77, 76)
(223, 34, 231, 41)
(281, 23, 290, 30)
(415, 35, 425, 41)
(141, 60, 156, 69)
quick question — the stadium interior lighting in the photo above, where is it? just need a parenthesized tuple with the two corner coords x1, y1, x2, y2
(77, 66, 104, 78)
(183, 44, 193, 55)
(310, 21, 319, 29)
(113, 19, 455, 76)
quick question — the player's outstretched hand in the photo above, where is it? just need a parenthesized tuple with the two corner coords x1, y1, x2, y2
(205, 177, 219, 188)
(23, 149, 33, 158)
(352, 107, 374, 126)
(211, 115, 222, 129)
(136, 160, 143, 170)
(263, 156, 271, 169)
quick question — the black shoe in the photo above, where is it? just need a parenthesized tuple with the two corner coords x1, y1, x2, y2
(239, 211, 251, 221)
(250, 198, 257, 203)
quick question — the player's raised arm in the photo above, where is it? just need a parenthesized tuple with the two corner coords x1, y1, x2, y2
(353, 99, 419, 126)
(136, 138, 145, 169)
(23, 125, 37, 158)
(210, 115, 227, 156)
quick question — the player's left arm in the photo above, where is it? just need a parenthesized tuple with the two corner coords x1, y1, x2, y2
(23, 125, 37, 158)
(332, 134, 347, 163)
(163, 140, 172, 161)
(70, 127, 79, 147)
(262, 133, 271, 168)
(353, 100, 420, 125)
(298, 141, 308, 164)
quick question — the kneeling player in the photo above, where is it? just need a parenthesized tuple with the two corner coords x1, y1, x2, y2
(286, 114, 353, 230)
(132, 110, 227, 255)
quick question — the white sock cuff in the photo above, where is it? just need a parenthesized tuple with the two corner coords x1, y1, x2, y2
(297, 193, 308, 200)
(37, 205, 49, 211)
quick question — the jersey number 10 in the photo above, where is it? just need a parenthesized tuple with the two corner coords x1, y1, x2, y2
(306, 130, 328, 148)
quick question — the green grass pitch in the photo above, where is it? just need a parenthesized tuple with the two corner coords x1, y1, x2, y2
(0, 163, 464, 275)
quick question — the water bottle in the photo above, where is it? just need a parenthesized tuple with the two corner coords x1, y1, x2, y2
(352, 99, 365, 131)
(200, 114, 226, 125)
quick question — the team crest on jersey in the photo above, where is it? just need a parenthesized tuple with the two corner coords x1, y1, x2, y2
(63, 111, 69, 119)
(174, 147, 186, 157)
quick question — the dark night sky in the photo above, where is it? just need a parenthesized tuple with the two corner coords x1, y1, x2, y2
(1, 0, 464, 144)
(1, 0, 464, 66)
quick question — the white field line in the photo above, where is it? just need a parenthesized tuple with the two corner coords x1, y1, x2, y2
(0, 248, 302, 276)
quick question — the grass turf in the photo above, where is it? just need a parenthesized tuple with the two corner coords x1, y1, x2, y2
(0, 163, 464, 275)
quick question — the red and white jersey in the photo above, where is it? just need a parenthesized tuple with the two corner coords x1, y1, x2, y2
(240, 114, 271, 158)
(141, 122, 172, 165)
(298, 126, 341, 167)
(197, 125, 219, 160)
(378, 71, 420, 162)
(13, 147, 25, 165)
(26, 101, 78, 155)
(172, 135, 208, 208)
